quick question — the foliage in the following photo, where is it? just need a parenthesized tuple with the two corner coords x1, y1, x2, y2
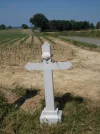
(30, 13, 95, 32)
(0, 93, 16, 128)
(48, 20, 94, 31)
(0, 24, 6, 30)
(89, 23, 95, 29)
(22, 24, 28, 29)
(96, 21, 100, 29)
(30, 13, 49, 31)
(7, 26, 12, 29)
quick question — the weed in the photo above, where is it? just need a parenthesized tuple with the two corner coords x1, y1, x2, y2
(0, 92, 100, 134)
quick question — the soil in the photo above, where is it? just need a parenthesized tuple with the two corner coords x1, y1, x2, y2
(22, 29, 33, 35)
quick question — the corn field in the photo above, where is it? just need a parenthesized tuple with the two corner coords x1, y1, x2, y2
(0, 30, 74, 67)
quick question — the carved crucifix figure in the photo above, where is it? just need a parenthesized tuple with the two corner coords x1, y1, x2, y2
(25, 42, 72, 124)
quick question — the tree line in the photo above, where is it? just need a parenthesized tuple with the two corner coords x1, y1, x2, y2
(30, 13, 100, 32)
(0, 13, 100, 31)
(48, 20, 95, 31)
(0, 24, 12, 30)
(0, 24, 28, 30)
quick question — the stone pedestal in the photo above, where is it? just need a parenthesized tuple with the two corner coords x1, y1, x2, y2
(40, 108, 62, 124)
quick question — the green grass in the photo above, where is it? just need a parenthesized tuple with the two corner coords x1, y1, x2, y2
(0, 91, 100, 134)
(0, 37, 17, 44)
(0, 30, 26, 38)
(35, 34, 44, 44)
(59, 30, 100, 37)
(39, 33, 56, 44)
(19, 35, 29, 44)
(39, 32, 100, 52)
(44, 30, 100, 38)
(0, 30, 27, 46)
(11, 86, 27, 97)
(59, 37, 100, 51)
(44, 36, 56, 44)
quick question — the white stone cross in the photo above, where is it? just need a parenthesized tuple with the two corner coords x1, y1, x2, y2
(25, 42, 72, 124)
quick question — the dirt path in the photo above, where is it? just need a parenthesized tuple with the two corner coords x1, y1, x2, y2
(33, 36, 43, 61)
(34, 36, 42, 45)
(50, 37, 100, 103)
(0, 37, 100, 111)
(22, 29, 33, 35)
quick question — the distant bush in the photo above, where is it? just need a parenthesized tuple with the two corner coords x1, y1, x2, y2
(0, 24, 6, 30)
(7, 26, 12, 29)
(96, 21, 100, 29)
(22, 24, 28, 29)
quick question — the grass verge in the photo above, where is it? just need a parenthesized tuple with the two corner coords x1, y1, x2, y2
(58, 30, 100, 38)
(44, 30, 100, 38)
(39, 32, 100, 52)
(0, 91, 100, 134)
(59, 36, 100, 52)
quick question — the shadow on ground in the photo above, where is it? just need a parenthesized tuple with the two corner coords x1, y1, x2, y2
(55, 93, 84, 110)
(14, 89, 40, 108)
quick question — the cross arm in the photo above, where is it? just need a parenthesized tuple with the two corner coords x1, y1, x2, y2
(25, 62, 44, 71)
(51, 61, 72, 70)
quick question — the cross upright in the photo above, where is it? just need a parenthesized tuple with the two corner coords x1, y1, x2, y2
(25, 42, 72, 124)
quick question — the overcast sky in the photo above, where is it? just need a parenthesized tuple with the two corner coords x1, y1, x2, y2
(0, 0, 100, 27)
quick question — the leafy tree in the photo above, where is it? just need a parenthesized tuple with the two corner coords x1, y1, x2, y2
(30, 13, 49, 31)
(96, 21, 100, 29)
(7, 26, 12, 29)
(49, 20, 59, 31)
(73, 22, 80, 30)
(89, 23, 95, 29)
(0, 24, 6, 30)
(78, 21, 85, 30)
(70, 20, 76, 30)
(29, 13, 96, 31)
(83, 21, 90, 30)
(22, 24, 28, 29)
(49, 20, 72, 31)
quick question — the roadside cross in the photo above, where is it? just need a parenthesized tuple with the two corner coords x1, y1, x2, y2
(25, 42, 72, 124)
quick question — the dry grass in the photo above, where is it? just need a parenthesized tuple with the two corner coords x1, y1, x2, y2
(0, 30, 100, 106)
(0, 91, 100, 134)
(0, 29, 100, 133)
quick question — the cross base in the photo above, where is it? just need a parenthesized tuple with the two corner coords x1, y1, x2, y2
(40, 108, 62, 124)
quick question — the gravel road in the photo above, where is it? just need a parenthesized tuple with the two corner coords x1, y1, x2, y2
(59, 36, 100, 46)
